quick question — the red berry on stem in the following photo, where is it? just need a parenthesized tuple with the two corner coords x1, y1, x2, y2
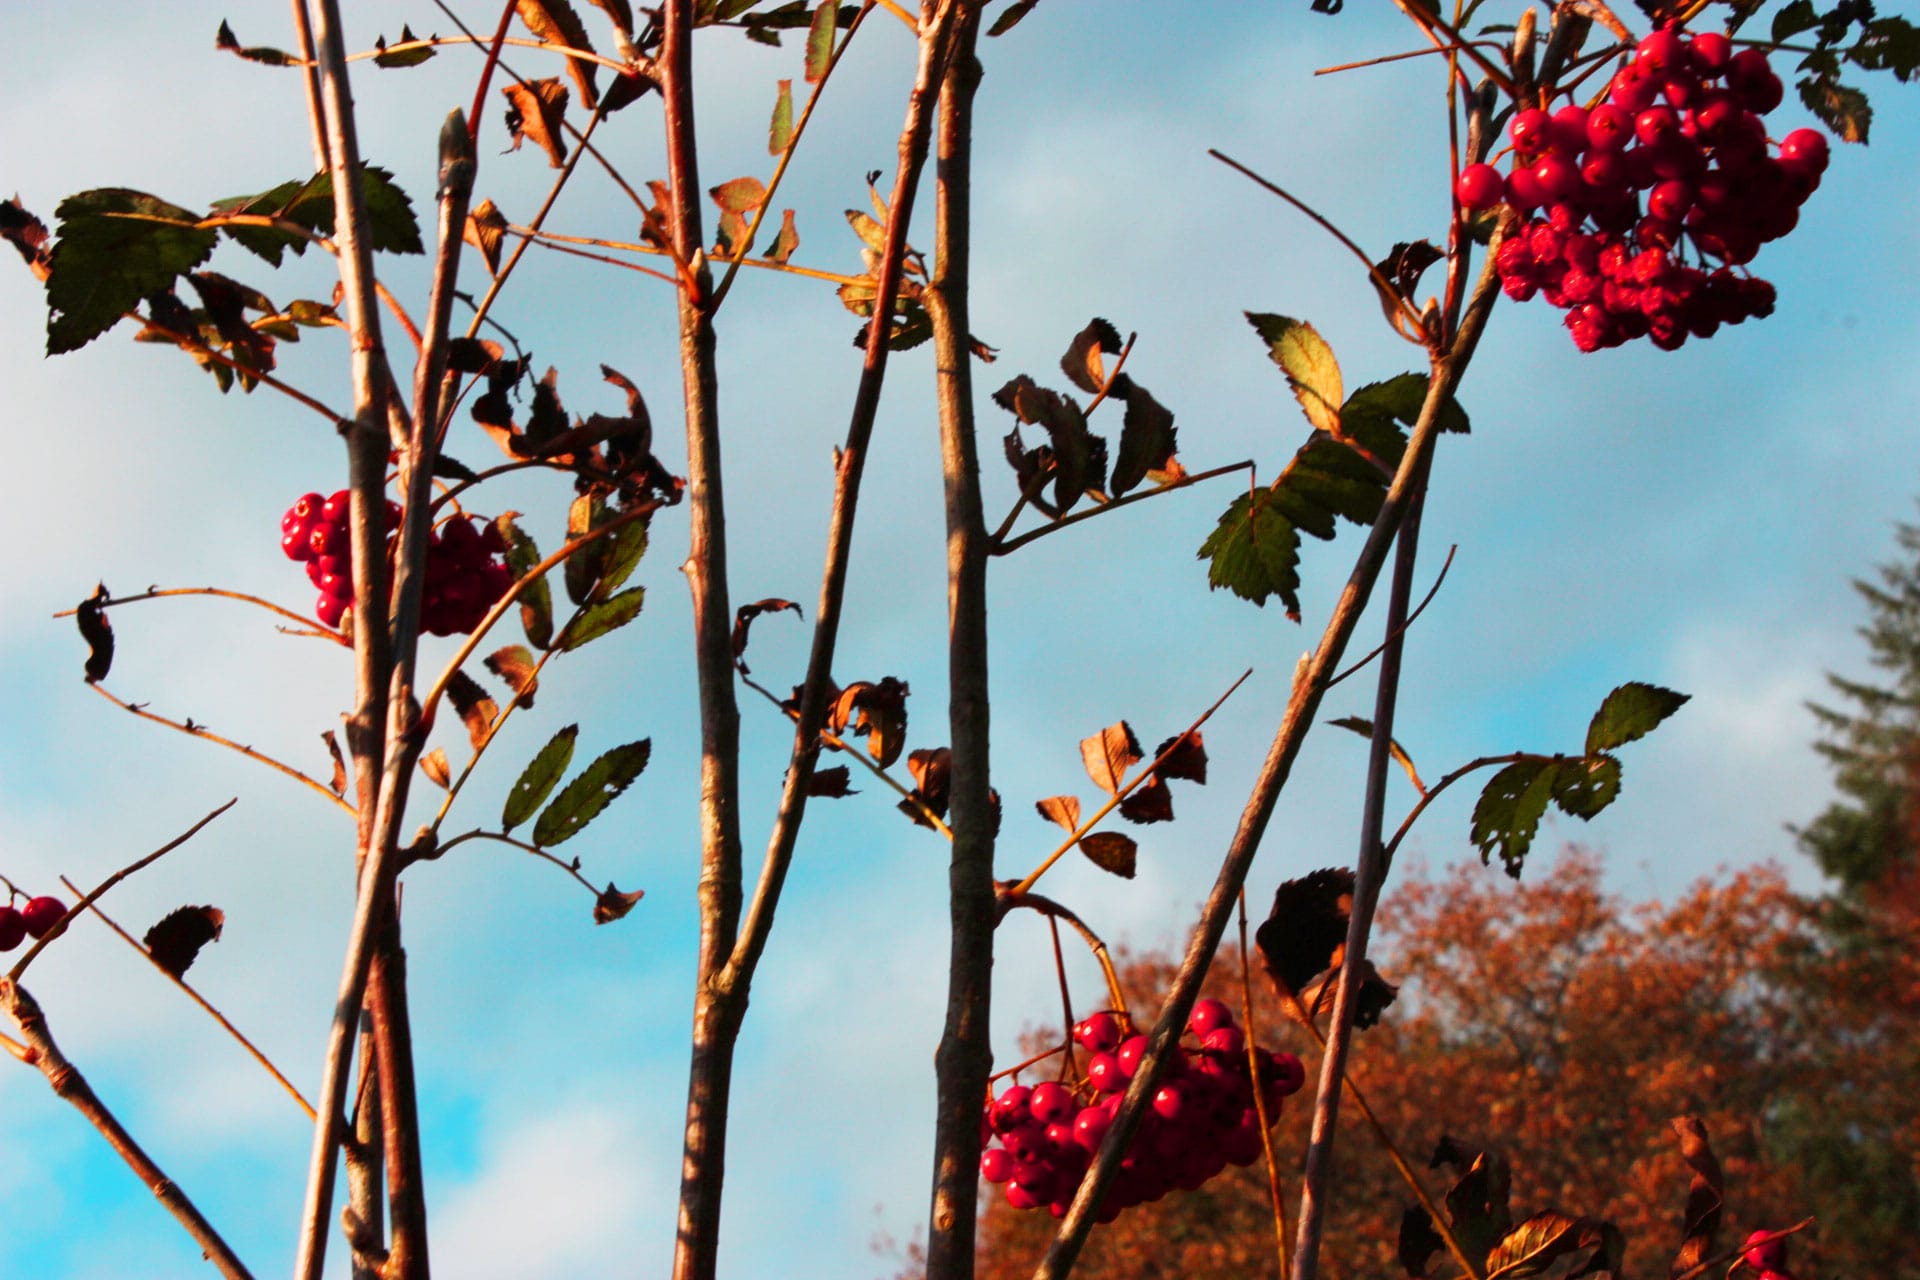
(981, 1147, 1014, 1183)
(1188, 998, 1233, 1038)
(1455, 163, 1506, 211)
(321, 489, 352, 524)
(1743, 1229, 1789, 1270)
(1690, 30, 1733, 74)
(21, 895, 65, 939)
(1116, 1034, 1149, 1079)
(0, 907, 26, 951)
(1028, 1081, 1075, 1126)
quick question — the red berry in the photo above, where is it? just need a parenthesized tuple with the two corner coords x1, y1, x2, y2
(1585, 103, 1634, 152)
(0, 907, 25, 951)
(20, 895, 65, 939)
(1201, 1025, 1246, 1058)
(1073, 1102, 1115, 1152)
(1779, 128, 1830, 175)
(1549, 105, 1590, 154)
(1636, 27, 1688, 75)
(282, 529, 314, 561)
(1743, 1229, 1789, 1270)
(1690, 31, 1733, 74)
(980, 1146, 1014, 1183)
(1087, 1052, 1125, 1094)
(1455, 162, 1506, 211)
(1188, 998, 1234, 1038)
(1509, 108, 1553, 157)
(320, 489, 352, 524)
(316, 593, 348, 629)
(1028, 1081, 1075, 1126)
(1532, 153, 1581, 202)
(1116, 1035, 1149, 1079)
(1635, 106, 1680, 147)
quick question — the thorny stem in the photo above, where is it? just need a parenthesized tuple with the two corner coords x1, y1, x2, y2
(0, 979, 255, 1279)
(54, 586, 347, 645)
(1030, 223, 1508, 1280)
(990, 460, 1255, 556)
(1008, 669, 1253, 899)
(1236, 892, 1289, 1276)
(61, 877, 316, 1121)
(9, 800, 236, 984)
(924, 15, 993, 1273)
(87, 684, 354, 815)
(1292, 448, 1431, 1280)
(708, 1, 876, 311)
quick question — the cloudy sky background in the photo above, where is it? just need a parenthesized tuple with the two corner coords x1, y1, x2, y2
(2, 1, 1917, 1276)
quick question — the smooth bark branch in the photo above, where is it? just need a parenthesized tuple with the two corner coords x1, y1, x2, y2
(924, 11, 990, 1279)
(0, 979, 254, 1279)
(1291, 469, 1430, 1280)
(1031, 229, 1508, 1280)
(345, 1014, 386, 1280)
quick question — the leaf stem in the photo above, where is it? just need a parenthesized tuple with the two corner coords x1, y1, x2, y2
(1236, 891, 1289, 1277)
(991, 459, 1254, 556)
(53, 586, 347, 643)
(1321, 543, 1456, 691)
(429, 830, 600, 895)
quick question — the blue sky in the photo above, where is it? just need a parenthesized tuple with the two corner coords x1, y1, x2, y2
(2, 2, 1917, 1276)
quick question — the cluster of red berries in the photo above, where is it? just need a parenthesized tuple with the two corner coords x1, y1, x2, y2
(1454, 28, 1830, 351)
(980, 999, 1306, 1221)
(280, 492, 514, 635)
(0, 894, 67, 950)
(1742, 1228, 1796, 1279)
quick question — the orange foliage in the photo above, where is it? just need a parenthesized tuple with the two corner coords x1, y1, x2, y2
(932, 849, 1920, 1280)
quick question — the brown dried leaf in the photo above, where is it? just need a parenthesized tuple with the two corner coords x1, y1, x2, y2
(144, 905, 224, 979)
(1256, 866, 1356, 998)
(77, 583, 113, 683)
(420, 747, 453, 789)
(765, 208, 800, 265)
(1, 197, 51, 275)
(1668, 1117, 1724, 1279)
(1399, 1206, 1446, 1279)
(322, 730, 349, 798)
(465, 199, 507, 275)
(710, 176, 768, 215)
(1118, 774, 1174, 824)
(828, 677, 909, 767)
(593, 881, 644, 924)
(502, 79, 571, 167)
(516, 0, 600, 106)
(731, 598, 801, 673)
(1294, 957, 1398, 1029)
(808, 765, 855, 798)
(445, 670, 499, 750)
(1153, 731, 1207, 784)
(899, 746, 952, 827)
(1079, 832, 1137, 879)
(1080, 721, 1142, 795)
(485, 645, 540, 709)
(1060, 317, 1121, 395)
(1035, 794, 1082, 834)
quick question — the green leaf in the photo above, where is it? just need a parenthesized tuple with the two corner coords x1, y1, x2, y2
(533, 739, 651, 846)
(988, 0, 1042, 36)
(710, 175, 768, 215)
(215, 19, 301, 65)
(1199, 490, 1303, 618)
(1343, 371, 1470, 434)
(374, 25, 437, 67)
(559, 586, 645, 650)
(211, 166, 423, 264)
(45, 190, 217, 354)
(1773, 0, 1820, 42)
(805, 0, 835, 82)
(502, 724, 578, 832)
(563, 494, 608, 606)
(592, 516, 649, 601)
(768, 78, 794, 153)
(1798, 74, 1871, 141)
(498, 516, 554, 649)
(1551, 753, 1621, 820)
(1247, 313, 1342, 435)
(1585, 682, 1689, 753)
(1484, 1210, 1623, 1280)
(1848, 16, 1920, 80)
(1470, 758, 1558, 877)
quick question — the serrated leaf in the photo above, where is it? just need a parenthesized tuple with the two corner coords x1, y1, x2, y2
(534, 739, 651, 846)
(498, 516, 554, 649)
(503, 78, 571, 166)
(214, 20, 300, 65)
(1485, 1211, 1623, 1280)
(503, 724, 578, 832)
(212, 166, 423, 263)
(560, 586, 645, 650)
(1344, 371, 1469, 434)
(1199, 490, 1305, 618)
(562, 494, 605, 606)
(1773, 0, 1819, 42)
(1036, 795, 1082, 833)
(1585, 682, 1689, 753)
(420, 747, 452, 789)
(805, 0, 835, 81)
(1248, 313, 1342, 435)
(827, 677, 909, 767)
(898, 746, 952, 828)
(145, 905, 224, 979)
(1799, 73, 1871, 141)
(1079, 832, 1137, 878)
(1110, 381, 1177, 498)
(45, 190, 218, 353)
(593, 882, 645, 924)
(769, 78, 795, 153)
(1470, 758, 1557, 877)
(374, 26, 437, 67)
(445, 670, 499, 749)
(485, 645, 539, 708)
(987, 0, 1041, 36)
(808, 765, 855, 797)
(1552, 753, 1620, 819)
(1081, 721, 1142, 795)
(1440, 1145, 1513, 1264)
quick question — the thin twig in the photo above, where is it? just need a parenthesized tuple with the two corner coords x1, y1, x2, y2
(10, 800, 235, 983)
(88, 684, 353, 815)
(504, 228, 682, 284)
(996, 889, 1128, 1016)
(1237, 891, 1289, 1275)
(991, 459, 1254, 556)
(513, 225, 868, 287)
(428, 830, 600, 895)
(1322, 544, 1456, 691)
(1007, 668, 1253, 898)
(60, 877, 315, 1120)
(54, 586, 347, 643)
(1048, 917, 1078, 1081)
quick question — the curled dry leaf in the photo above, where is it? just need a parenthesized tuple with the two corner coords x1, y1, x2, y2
(593, 882, 644, 924)
(731, 598, 801, 673)
(1256, 866, 1356, 998)
(1118, 773, 1174, 824)
(1153, 730, 1207, 784)
(1035, 794, 1082, 833)
(807, 765, 855, 798)
(515, 0, 600, 106)
(464, 199, 507, 275)
(485, 645, 539, 709)
(1079, 831, 1137, 879)
(1293, 956, 1398, 1029)
(1667, 1116, 1724, 1279)
(445, 669, 499, 750)
(1059, 317, 1122, 396)
(144, 905, 224, 979)
(76, 583, 113, 683)
(1080, 721, 1142, 796)
(502, 78, 571, 167)
(322, 730, 349, 798)
(827, 677, 909, 768)
(898, 746, 952, 828)
(420, 748, 452, 789)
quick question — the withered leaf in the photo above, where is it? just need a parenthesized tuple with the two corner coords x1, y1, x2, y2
(445, 669, 499, 750)
(1119, 774, 1174, 824)
(1080, 721, 1142, 796)
(1, 198, 51, 273)
(593, 881, 644, 924)
(769, 78, 795, 153)
(711, 175, 768, 215)
(465, 199, 507, 275)
(1153, 731, 1207, 784)
(600, 66, 657, 113)
(1059, 317, 1121, 395)
(502, 79, 571, 167)
(373, 26, 437, 68)
(322, 730, 349, 798)
(214, 19, 300, 65)
(808, 765, 855, 798)
(420, 747, 453, 789)
(1293, 957, 1398, 1029)
(731, 597, 801, 673)
(898, 746, 952, 828)
(1399, 1206, 1445, 1279)
(1109, 380, 1179, 498)
(1487, 1211, 1624, 1280)
(765, 208, 800, 265)
(144, 905, 224, 979)
(77, 583, 114, 683)
(1256, 867, 1356, 997)
(827, 677, 909, 767)
(992, 375, 1098, 512)
(1437, 1144, 1513, 1264)
(447, 336, 503, 374)
(1079, 832, 1137, 879)
(516, 0, 600, 106)
(485, 645, 540, 709)
(1035, 794, 1082, 834)
(1668, 1117, 1724, 1279)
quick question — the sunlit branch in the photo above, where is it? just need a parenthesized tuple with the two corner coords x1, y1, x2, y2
(991, 459, 1254, 556)
(53, 586, 348, 644)
(427, 830, 601, 896)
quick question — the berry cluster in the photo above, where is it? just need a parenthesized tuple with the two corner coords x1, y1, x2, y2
(980, 999, 1305, 1222)
(280, 491, 514, 635)
(0, 894, 67, 951)
(1742, 1228, 1796, 1279)
(1455, 29, 1829, 351)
